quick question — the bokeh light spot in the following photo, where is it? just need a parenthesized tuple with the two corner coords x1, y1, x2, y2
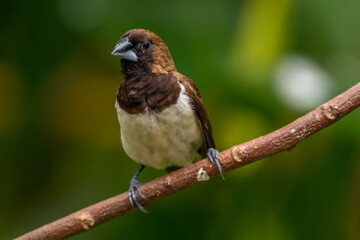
(274, 55, 333, 111)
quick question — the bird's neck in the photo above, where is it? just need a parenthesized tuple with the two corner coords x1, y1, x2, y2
(121, 61, 149, 78)
(117, 71, 181, 114)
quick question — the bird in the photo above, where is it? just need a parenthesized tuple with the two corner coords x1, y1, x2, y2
(111, 29, 223, 213)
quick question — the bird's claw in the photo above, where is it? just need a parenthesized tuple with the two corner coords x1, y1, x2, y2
(129, 178, 148, 213)
(207, 148, 224, 180)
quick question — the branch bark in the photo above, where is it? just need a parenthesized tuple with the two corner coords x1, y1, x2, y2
(16, 82, 360, 240)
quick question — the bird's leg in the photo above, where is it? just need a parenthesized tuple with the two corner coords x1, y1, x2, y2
(128, 164, 148, 213)
(207, 148, 225, 180)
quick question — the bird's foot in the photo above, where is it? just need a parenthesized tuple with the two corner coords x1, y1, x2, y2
(207, 148, 224, 180)
(129, 178, 148, 213)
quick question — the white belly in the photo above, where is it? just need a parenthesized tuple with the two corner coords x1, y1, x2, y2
(115, 85, 202, 169)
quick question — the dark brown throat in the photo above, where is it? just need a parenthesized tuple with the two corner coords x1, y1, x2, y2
(120, 59, 151, 77)
(117, 72, 181, 114)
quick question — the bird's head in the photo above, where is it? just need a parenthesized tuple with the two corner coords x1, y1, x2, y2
(111, 29, 176, 75)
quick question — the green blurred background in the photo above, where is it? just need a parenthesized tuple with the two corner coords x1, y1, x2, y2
(1, 0, 360, 239)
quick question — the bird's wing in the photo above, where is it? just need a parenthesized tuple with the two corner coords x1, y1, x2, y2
(177, 73, 216, 158)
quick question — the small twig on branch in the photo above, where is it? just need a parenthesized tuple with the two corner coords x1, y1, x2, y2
(16, 82, 360, 240)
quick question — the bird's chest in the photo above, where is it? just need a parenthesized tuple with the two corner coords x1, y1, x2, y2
(115, 91, 202, 169)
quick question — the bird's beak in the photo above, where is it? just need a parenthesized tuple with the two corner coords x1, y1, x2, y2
(111, 37, 138, 62)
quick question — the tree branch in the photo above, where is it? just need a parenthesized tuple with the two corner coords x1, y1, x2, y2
(16, 82, 360, 240)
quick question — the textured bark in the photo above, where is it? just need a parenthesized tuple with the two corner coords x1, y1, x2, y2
(15, 82, 360, 240)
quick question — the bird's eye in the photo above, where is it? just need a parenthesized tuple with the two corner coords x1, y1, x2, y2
(142, 41, 151, 50)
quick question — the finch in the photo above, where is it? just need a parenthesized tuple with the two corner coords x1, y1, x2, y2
(111, 29, 223, 212)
